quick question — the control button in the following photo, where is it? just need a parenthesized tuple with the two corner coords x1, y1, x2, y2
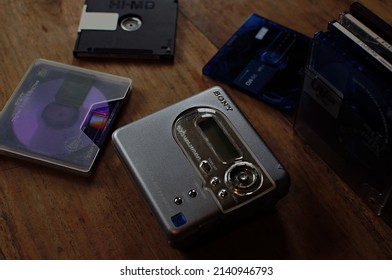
(210, 177, 220, 186)
(218, 189, 228, 199)
(200, 160, 212, 174)
(188, 189, 197, 198)
(171, 212, 187, 227)
(225, 162, 262, 195)
(174, 197, 183, 205)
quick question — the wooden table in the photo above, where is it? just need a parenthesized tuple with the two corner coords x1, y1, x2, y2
(1, 0, 392, 259)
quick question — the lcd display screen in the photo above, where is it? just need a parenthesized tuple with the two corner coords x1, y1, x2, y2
(198, 117, 241, 162)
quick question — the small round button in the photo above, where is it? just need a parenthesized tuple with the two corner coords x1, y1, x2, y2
(174, 197, 183, 205)
(210, 177, 220, 186)
(218, 189, 228, 199)
(188, 189, 197, 198)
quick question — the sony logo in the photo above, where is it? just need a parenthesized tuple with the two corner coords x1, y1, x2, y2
(213, 90, 233, 111)
(109, 0, 155, 9)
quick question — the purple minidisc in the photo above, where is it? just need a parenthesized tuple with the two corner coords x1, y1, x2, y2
(0, 59, 132, 175)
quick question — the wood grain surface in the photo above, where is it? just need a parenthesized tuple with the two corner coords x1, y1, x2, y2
(1, 0, 392, 259)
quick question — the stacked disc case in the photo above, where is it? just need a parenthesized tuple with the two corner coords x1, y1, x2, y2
(294, 2, 392, 225)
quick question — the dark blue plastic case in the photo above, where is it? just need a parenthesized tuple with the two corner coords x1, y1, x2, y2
(203, 14, 311, 110)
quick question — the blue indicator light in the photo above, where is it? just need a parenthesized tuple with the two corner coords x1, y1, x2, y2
(171, 212, 187, 227)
